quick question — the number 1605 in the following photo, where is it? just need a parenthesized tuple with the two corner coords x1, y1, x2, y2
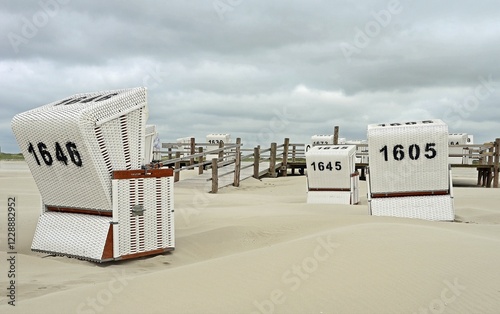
(379, 143, 437, 161)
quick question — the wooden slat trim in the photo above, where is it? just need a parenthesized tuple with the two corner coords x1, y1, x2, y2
(309, 188, 351, 192)
(118, 248, 174, 261)
(113, 168, 173, 179)
(101, 225, 114, 260)
(371, 190, 449, 198)
(46, 206, 112, 217)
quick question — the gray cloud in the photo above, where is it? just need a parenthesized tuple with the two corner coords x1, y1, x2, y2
(1, 0, 499, 152)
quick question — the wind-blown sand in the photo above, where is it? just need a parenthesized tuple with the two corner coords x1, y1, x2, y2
(0, 161, 499, 314)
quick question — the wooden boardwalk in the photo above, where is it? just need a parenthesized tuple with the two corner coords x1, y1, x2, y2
(159, 136, 499, 190)
(175, 161, 275, 191)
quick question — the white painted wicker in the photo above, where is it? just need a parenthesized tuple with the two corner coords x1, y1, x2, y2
(112, 172, 174, 258)
(307, 191, 352, 204)
(448, 133, 468, 165)
(367, 119, 449, 194)
(306, 145, 359, 204)
(311, 135, 334, 146)
(369, 195, 454, 221)
(367, 119, 454, 221)
(144, 124, 158, 164)
(206, 133, 231, 143)
(31, 212, 112, 261)
(467, 135, 474, 144)
(346, 139, 369, 164)
(11, 87, 147, 212)
(206, 133, 232, 161)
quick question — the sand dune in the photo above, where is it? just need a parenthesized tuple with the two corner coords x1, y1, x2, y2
(1, 161, 499, 313)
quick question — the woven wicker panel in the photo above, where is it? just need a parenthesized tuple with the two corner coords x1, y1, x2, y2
(346, 140, 369, 163)
(206, 133, 231, 144)
(144, 124, 157, 164)
(306, 145, 356, 190)
(307, 191, 352, 204)
(206, 133, 232, 161)
(367, 119, 449, 194)
(311, 135, 334, 146)
(112, 175, 174, 258)
(11, 87, 147, 212)
(449, 133, 468, 165)
(31, 212, 111, 261)
(370, 195, 455, 221)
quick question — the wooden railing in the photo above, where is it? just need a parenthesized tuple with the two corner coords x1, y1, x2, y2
(155, 137, 499, 190)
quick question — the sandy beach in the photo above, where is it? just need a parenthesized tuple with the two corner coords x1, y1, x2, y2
(1, 161, 499, 314)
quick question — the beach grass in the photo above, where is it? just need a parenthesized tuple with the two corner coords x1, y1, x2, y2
(0, 152, 24, 161)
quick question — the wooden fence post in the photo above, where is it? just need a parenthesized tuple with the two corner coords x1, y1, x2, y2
(218, 141, 224, 161)
(281, 138, 289, 177)
(233, 138, 241, 187)
(190, 137, 196, 166)
(269, 142, 277, 178)
(211, 158, 218, 193)
(253, 146, 260, 179)
(198, 146, 204, 175)
(487, 144, 494, 187)
(333, 126, 339, 145)
(494, 138, 500, 188)
(174, 151, 181, 182)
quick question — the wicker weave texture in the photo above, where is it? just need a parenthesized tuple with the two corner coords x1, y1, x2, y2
(311, 135, 334, 145)
(31, 212, 111, 260)
(307, 191, 351, 204)
(206, 133, 231, 143)
(367, 119, 449, 194)
(144, 124, 157, 164)
(11, 87, 147, 212)
(306, 145, 356, 189)
(206, 133, 232, 161)
(112, 175, 174, 258)
(346, 140, 369, 163)
(370, 195, 455, 221)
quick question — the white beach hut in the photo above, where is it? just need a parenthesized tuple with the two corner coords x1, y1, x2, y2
(11, 87, 175, 262)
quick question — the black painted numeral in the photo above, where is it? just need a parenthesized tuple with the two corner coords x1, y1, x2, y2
(424, 143, 437, 159)
(55, 142, 69, 165)
(66, 142, 83, 167)
(393, 144, 404, 161)
(38, 142, 53, 166)
(28, 142, 41, 166)
(409, 144, 420, 160)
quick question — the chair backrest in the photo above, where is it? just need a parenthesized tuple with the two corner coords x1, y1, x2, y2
(367, 119, 449, 194)
(12, 87, 148, 212)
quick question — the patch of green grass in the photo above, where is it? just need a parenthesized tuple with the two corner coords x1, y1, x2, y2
(0, 152, 24, 161)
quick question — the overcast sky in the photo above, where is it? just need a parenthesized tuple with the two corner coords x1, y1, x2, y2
(1, 0, 499, 153)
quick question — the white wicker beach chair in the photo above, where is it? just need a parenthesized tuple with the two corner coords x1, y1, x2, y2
(306, 145, 360, 205)
(12, 87, 175, 261)
(366, 119, 454, 221)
